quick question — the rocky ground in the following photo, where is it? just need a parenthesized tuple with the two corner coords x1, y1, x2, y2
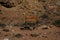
(0, 0, 60, 40)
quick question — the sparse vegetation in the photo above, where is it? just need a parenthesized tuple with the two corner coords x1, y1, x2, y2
(20, 22, 36, 30)
(0, 10, 3, 14)
(41, 14, 49, 19)
(15, 34, 23, 38)
(31, 33, 39, 37)
(0, 0, 60, 40)
(3, 29, 9, 32)
(14, 23, 21, 26)
(0, 22, 6, 28)
(20, 27, 31, 30)
(21, 22, 36, 27)
(52, 19, 60, 27)
(0, 1, 14, 8)
(38, 0, 46, 3)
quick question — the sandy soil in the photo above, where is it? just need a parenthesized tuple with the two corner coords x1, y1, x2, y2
(0, 0, 60, 40)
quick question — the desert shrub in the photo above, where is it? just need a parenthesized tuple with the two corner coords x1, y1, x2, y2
(38, 0, 46, 3)
(3, 29, 9, 32)
(21, 22, 36, 27)
(15, 34, 23, 38)
(20, 22, 36, 30)
(20, 27, 31, 30)
(0, 22, 6, 28)
(52, 19, 60, 27)
(0, 1, 14, 8)
(31, 33, 39, 37)
(0, 10, 3, 14)
(41, 14, 49, 19)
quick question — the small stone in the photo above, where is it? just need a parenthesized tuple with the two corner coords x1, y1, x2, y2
(56, 1, 60, 6)
(4, 38, 9, 40)
(41, 25, 49, 29)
